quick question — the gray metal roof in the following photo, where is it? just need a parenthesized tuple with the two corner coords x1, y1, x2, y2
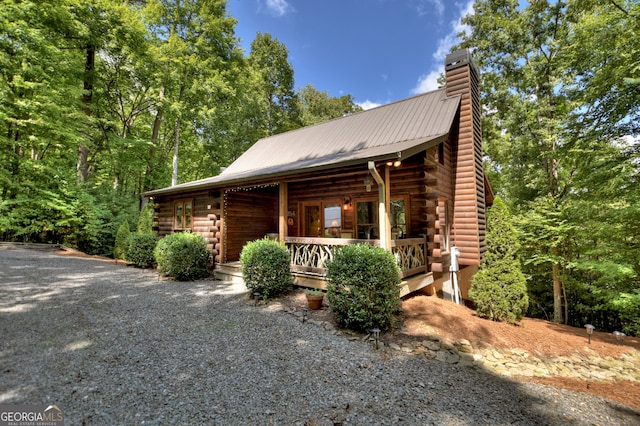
(144, 88, 460, 197)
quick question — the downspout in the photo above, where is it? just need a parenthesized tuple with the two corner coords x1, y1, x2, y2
(368, 161, 389, 250)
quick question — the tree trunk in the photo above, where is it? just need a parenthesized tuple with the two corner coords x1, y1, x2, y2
(144, 87, 164, 191)
(78, 46, 95, 183)
(171, 85, 184, 187)
(552, 261, 564, 323)
(172, 115, 180, 186)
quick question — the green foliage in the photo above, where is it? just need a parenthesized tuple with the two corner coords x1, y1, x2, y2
(325, 244, 401, 332)
(114, 220, 131, 260)
(154, 232, 210, 281)
(126, 233, 157, 268)
(239, 238, 293, 299)
(298, 83, 363, 126)
(137, 203, 155, 234)
(470, 198, 528, 324)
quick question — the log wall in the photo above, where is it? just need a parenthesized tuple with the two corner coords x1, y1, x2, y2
(152, 190, 222, 263)
(223, 186, 279, 261)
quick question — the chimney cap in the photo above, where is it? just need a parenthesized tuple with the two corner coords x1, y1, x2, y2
(445, 49, 473, 71)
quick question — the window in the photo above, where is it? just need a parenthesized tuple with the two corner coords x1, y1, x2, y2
(174, 199, 193, 230)
(357, 201, 378, 239)
(323, 203, 341, 238)
(356, 199, 406, 240)
(390, 199, 406, 239)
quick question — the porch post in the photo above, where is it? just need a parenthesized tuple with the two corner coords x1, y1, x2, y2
(384, 164, 392, 249)
(368, 161, 390, 250)
(278, 181, 288, 241)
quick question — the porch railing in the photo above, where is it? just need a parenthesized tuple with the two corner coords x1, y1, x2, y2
(284, 236, 427, 278)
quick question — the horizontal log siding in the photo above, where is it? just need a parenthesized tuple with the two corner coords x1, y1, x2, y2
(152, 191, 222, 262)
(286, 151, 453, 274)
(446, 62, 486, 266)
(224, 187, 278, 262)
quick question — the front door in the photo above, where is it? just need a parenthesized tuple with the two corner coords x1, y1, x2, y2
(303, 204, 322, 237)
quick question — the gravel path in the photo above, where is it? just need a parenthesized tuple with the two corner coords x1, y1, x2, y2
(1, 248, 638, 425)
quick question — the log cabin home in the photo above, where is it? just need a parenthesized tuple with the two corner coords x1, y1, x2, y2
(143, 49, 493, 300)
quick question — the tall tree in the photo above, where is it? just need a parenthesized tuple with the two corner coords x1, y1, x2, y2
(145, 0, 242, 186)
(460, 0, 639, 325)
(298, 83, 362, 126)
(249, 32, 299, 135)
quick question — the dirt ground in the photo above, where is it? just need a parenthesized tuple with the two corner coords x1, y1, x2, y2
(279, 288, 640, 412)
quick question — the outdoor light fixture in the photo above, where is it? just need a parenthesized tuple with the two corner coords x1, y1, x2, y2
(371, 328, 381, 350)
(302, 307, 308, 323)
(386, 160, 402, 167)
(364, 176, 372, 192)
(254, 292, 261, 306)
(343, 196, 351, 210)
(585, 324, 595, 344)
(613, 331, 626, 344)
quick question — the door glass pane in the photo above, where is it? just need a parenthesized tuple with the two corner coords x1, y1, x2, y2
(184, 202, 192, 228)
(323, 204, 341, 238)
(390, 200, 406, 239)
(304, 205, 321, 237)
(357, 201, 378, 239)
(175, 204, 183, 228)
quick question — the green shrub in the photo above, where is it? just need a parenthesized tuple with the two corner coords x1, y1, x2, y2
(240, 238, 293, 299)
(126, 232, 157, 268)
(114, 220, 131, 260)
(154, 232, 209, 281)
(326, 244, 401, 332)
(469, 197, 529, 323)
(137, 203, 155, 234)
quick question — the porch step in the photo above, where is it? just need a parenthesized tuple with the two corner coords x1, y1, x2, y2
(215, 262, 244, 284)
(399, 272, 435, 298)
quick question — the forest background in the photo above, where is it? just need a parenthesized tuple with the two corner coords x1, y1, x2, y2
(1, 0, 638, 335)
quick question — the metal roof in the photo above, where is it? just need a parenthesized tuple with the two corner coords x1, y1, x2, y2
(144, 88, 460, 197)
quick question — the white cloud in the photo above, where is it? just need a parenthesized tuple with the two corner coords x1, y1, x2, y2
(415, 0, 445, 17)
(264, 0, 292, 17)
(411, 69, 442, 95)
(432, 0, 474, 62)
(410, 0, 475, 95)
(357, 100, 383, 110)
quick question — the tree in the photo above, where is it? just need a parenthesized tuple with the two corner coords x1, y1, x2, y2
(469, 197, 529, 324)
(298, 83, 362, 126)
(145, 0, 242, 185)
(460, 0, 640, 328)
(249, 32, 299, 135)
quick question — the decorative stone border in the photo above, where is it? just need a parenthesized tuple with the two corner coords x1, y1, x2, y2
(280, 306, 640, 382)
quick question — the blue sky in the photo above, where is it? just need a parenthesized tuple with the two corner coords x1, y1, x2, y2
(227, 0, 475, 109)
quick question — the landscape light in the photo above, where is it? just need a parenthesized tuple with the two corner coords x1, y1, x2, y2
(371, 328, 381, 350)
(302, 307, 308, 323)
(613, 331, 626, 344)
(585, 324, 595, 344)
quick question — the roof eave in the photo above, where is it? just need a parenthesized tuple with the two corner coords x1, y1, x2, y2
(143, 133, 449, 198)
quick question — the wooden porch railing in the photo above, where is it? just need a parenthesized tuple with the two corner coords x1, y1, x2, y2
(284, 236, 428, 278)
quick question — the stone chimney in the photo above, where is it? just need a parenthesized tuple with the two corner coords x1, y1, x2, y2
(445, 49, 486, 266)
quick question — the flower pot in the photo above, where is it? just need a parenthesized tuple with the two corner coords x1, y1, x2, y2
(306, 294, 324, 310)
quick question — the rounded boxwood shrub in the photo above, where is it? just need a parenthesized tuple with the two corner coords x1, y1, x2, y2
(154, 232, 210, 281)
(240, 238, 293, 299)
(326, 244, 402, 332)
(469, 197, 529, 323)
(126, 232, 157, 268)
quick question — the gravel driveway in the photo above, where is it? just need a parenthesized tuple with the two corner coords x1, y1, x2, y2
(1, 247, 638, 425)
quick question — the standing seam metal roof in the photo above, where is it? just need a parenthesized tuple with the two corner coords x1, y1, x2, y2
(144, 88, 461, 197)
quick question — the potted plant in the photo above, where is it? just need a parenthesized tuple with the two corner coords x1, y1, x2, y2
(304, 288, 324, 310)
